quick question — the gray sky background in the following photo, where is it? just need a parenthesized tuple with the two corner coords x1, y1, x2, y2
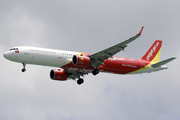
(0, 0, 180, 120)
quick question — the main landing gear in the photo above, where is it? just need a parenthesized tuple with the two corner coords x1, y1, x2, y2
(92, 69, 99, 75)
(22, 62, 26, 72)
(73, 69, 97, 85)
(77, 78, 84, 85)
(77, 69, 99, 85)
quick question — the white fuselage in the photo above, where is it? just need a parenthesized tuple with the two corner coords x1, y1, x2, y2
(4, 46, 78, 68)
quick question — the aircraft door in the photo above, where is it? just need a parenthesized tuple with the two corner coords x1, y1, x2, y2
(24, 49, 29, 55)
(58, 52, 63, 59)
(57, 52, 65, 65)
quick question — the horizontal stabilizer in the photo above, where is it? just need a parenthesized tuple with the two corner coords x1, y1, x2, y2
(151, 57, 176, 68)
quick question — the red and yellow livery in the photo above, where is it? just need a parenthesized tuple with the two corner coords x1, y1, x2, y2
(3, 27, 176, 85)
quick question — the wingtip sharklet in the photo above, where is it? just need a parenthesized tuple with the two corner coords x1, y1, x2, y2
(138, 26, 144, 36)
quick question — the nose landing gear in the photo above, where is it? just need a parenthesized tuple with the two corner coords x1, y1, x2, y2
(22, 63, 26, 72)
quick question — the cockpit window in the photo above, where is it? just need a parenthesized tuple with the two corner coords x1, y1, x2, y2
(9, 48, 19, 51)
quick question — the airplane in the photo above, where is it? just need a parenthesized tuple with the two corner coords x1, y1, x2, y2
(3, 27, 176, 85)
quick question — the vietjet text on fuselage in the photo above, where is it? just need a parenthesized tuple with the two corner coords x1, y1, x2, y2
(3, 27, 176, 85)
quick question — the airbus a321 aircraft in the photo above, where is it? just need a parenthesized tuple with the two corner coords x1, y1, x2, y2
(3, 27, 176, 85)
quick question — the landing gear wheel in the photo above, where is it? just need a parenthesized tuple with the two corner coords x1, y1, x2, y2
(77, 78, 84, 85)
(92, 69, 99, 75)
(22, 68, 26, 72)
(22, 62, 26, 72)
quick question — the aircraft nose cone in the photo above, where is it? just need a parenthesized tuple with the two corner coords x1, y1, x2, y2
(3, 53, 6, 58)
(3, 52, 8, 59)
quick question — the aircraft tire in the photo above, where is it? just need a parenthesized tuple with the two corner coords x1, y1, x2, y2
(77, 78, 84, 85)
(22, 68, 26, 72)
(92, 69, 99, 75)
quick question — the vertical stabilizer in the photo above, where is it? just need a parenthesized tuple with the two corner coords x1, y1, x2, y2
(141, 40, 162, 63)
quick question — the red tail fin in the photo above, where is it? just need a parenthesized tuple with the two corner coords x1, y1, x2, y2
(141, 40, 162, 63)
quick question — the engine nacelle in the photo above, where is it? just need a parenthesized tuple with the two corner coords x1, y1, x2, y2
(72, 55, 91, 67)
(50, 69, 67, 81)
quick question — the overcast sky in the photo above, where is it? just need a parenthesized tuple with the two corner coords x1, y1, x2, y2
(0, 0, 180, 120)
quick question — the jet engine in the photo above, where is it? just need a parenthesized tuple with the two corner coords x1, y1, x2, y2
(72, 55, 91, 67)
(50, 69, 68, 81)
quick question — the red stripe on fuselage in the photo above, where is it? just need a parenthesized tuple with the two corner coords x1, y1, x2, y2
(61, 56, 150, 74)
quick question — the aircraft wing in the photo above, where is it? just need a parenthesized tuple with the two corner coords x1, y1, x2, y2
(89, 26, 144, 68)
